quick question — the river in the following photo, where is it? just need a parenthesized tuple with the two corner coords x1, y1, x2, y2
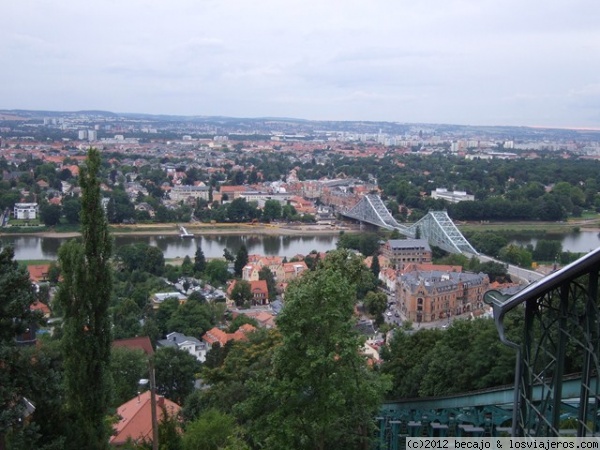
(0, 234, 340, 261)
(510, 230, 600, 254)
(2, 230, 599, 262)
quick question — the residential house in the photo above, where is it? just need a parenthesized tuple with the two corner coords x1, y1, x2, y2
(231, 309, 276, 328)
(158, 332, 207, 363)
(27, 264, 50, 283)
(110, 391, 180, 447)
(249, 279, 269, 305)
(228, 279, 269, 305)
(202, 324, 256, 351)
(282, 261, 308, 282)
(113, 336, 154, 356)
(151, 292, 187, 309)
(378, 268, 398, 293)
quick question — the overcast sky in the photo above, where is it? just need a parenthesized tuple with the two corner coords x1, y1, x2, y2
(1, 0, 599, 128)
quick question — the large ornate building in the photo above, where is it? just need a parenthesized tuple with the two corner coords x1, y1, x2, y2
(396, 270, 489, 323)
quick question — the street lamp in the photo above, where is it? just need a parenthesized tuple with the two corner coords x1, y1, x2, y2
(139, 359, 159, 450)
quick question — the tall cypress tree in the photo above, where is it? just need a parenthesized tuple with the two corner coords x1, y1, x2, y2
(234, 244, 248, 277)
(57, 148, 113, 450)
(371, 251, 381, 278)
(194, 245, 206, 274)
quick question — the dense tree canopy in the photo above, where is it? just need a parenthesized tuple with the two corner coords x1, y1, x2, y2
(154, 347, 201, 405)
(258, 250, 389, 449)
(0, 246, 44, 447)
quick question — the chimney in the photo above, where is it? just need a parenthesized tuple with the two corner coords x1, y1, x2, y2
(157, 396, 164, 407)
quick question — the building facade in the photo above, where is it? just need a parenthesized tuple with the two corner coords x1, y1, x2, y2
(381, 239, 432, 269)
(431, 188, 475, 203)
(396, 270, 489, 323)
(170, 185, 210, 202)
(14, 203, 39, 220)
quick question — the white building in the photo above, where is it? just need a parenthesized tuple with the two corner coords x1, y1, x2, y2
(170, 185, 210, 202)
(158, 332, 207, 363)
(88, 130, 98, 141)
(14, 203, 39, 220)
(151, 292, 187, 309)
(431, 188, 475, 203)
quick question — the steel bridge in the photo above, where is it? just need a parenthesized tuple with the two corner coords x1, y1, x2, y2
(341, 194, 477, 255)
(376, 246, 600, 447)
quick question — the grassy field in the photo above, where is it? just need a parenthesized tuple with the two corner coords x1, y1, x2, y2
(17, 259, 54, 266)
(458, 217, 600, 234)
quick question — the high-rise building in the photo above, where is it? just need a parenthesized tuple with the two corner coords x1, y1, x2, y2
(78, 130, 88, 140)
(88, 130, 97, 141)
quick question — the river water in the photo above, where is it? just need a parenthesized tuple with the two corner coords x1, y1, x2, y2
(2, 230, 599, 261)
(0, 234, 340, 261)
(510, 230, 600, 254)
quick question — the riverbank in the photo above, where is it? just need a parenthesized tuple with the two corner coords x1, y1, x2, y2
(1, 222, 349, 239)
(457, 218, 600, 234)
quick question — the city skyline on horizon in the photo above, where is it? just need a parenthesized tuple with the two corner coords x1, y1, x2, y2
(2, 0, 599, 130)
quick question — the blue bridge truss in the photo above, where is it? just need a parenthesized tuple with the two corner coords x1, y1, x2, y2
(342, 195, 478, 255)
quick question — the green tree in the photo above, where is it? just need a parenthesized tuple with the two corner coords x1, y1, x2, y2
(234, 245, 248, 277)
(62, 197, 82, 224)
(116, 243, 165, 276)
(0, 246, 44, 447)
(112, 298, 142, 339)
(230, 280, 252, 307)
(363, 290, 387, 325)
(498, 244, 533, 267)
(57, 148, 113, 450)
(182, 409, 241, 450)
(337, 231, 380, 256)
(181, 255, 194, 277)
(260, 250, 389, 449)
(258, 266, 277, 300)
(40, 203, 62, 226)
(223, 248, 235, 263)
(204, 260, 230, 285)
(154, 347, 201, 405)
(227, 315, 259, 333)
(533, 239, 562, 262)
(167, 301, 214, 337)
(371, 252, 381, 278)
(110, 347, 148, 407)
(194, 246, 206, 274)
(262, 200, 282, 222)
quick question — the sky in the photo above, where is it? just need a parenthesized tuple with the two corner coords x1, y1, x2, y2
(1, 0, 599, 128)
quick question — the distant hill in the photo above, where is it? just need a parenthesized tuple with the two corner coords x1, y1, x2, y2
(1, 108, 599, 140)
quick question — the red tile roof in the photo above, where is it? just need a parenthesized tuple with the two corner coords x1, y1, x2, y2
(27, 265, 50, 283)
(30, 301, 50, 317)
(110, 391, 180, 446)
(202, 325, 256, 347)
(112, 336, 154, 356)
(202, 327, 230, 347)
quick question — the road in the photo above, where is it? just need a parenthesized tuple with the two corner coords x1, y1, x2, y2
(474, 253, 545, 283)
